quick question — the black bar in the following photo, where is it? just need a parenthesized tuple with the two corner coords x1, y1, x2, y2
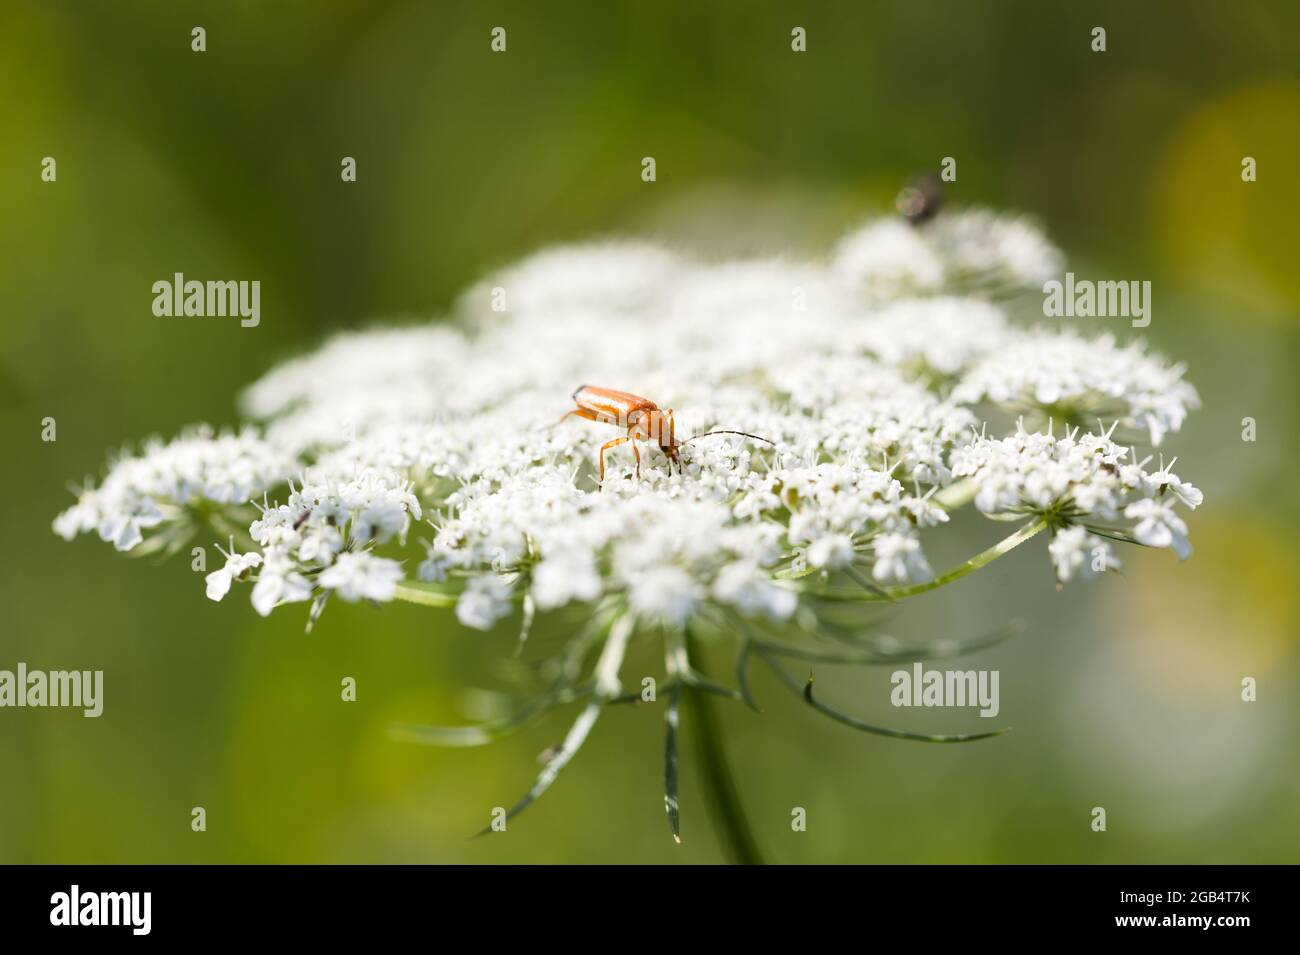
(0, 864, 1281, 940)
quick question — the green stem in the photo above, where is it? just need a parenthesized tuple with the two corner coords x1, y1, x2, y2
(817, 514, 1051, 602)
(684, 631, 765, 865)
(392, 581, 458, 608)
(889, 513, 1049, 596)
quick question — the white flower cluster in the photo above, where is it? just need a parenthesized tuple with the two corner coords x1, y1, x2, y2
(951, 331, 1200, 445)
(234, 466, 420, 616)
(951, 422, 1203, 579)
(53, 427, 293, 552)
(54, 207, 1203, 626)
(832, 210, 1063, 297)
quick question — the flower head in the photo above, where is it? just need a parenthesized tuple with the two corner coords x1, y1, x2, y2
(55, 208, 1200, 623)
(52, 205, 1205, 836)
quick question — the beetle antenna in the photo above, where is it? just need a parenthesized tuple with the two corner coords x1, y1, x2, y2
(681, 430, 776, 448)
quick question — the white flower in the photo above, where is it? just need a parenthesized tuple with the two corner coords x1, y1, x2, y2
(833, 209, 1062, 296)
(1146, 459, 1204, 509)
(353, 502, 408, 544)
(52, 493, 100, 541)
(532, 551, 602, 611)
(1048, 526, 1120, 582)
(1124, 498, 1193, 560)
(417, 545, 448, 583)
(832, 219, 944, 296)
(807, 534, 855, 570)
(250, 553, 314, 616)
(712, 561, 797, 620)
(205, 549, 263, 601)
(97, 500, 164, 552)
(927, 209, 1063, 286)
(952, 332, 1198, 445)
(455, 574, 515, 630)
(952, 422, 1201, 577)
(318, 551, 404, 603)
(54, 427, 295, 552)
(871, 532, 931, 584)
(459, 242, 682, 317)
(857, 297, 1008, 376)
(627, 565, 699, 627)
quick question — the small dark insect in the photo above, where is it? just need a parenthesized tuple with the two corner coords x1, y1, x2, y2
(896, 173, 945, 225)
(292, 510, 311, 530)
(558, 385, 775, 483)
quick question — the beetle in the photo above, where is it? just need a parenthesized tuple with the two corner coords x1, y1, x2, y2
(558, 385, 774, 483)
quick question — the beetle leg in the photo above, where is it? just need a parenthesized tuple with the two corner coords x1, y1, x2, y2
(598, 436, 631, 486)
(665, 409, 678, 475)
(553, 407, 600, 428)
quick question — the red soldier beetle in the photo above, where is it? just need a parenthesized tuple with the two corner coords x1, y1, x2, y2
(558, 385, 775, 484)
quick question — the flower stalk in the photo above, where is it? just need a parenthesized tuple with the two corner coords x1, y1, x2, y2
(685, 630, 764, 865)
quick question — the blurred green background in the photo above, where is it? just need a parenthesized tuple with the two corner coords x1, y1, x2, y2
(2, 0, 1297, 863)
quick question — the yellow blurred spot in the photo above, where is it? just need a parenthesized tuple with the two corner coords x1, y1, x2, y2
(1157, 82, 1300, 325)
(1105, 512, 1298, 696)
